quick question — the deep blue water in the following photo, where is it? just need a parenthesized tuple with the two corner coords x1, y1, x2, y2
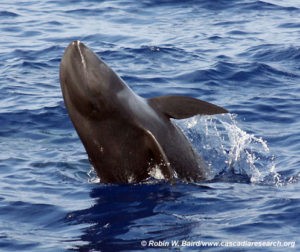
(1, 0, 300, 251)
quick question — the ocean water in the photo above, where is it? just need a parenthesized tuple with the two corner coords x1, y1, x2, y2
(1, 0, 300, 251)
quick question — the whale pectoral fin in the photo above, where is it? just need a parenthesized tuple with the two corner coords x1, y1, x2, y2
(143, 129, 173, 181)
(149, 95, 228, 119)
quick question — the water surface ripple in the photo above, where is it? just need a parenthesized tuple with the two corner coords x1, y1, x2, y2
(0, 0, 299, 251)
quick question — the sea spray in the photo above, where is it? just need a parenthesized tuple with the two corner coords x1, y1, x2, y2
(175, 114, 279, 184)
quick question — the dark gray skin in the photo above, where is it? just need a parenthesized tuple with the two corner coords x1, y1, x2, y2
(60, 41, 228, 184)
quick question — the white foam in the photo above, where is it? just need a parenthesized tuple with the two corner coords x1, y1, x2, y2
(149, 165, 165, 180)
(87, 166, 100, 184)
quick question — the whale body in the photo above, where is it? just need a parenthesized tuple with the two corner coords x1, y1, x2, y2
(60, 41, 228, 183)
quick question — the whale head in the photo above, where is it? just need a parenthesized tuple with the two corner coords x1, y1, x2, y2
(60, 41, 127, 119)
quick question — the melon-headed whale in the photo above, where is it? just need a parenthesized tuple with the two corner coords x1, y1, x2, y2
(60, 41, 228, 183)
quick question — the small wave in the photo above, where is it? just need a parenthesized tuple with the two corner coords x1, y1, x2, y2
(13, 45, 63, 59)
(0, 104, 73, 138)
(0, 11, 19, 18)
(228, 30, 254, 36)
(2, 45, 62, 74)
(42, 20, 63, 26)
(228, 62, 298, 82)
(241, 1, 299, 11)
(65, 7, 116, 16)
(175, 69, 220, 83)
(175, 60, 297, 91)
(278, 22, 300, 29)
(0, 199, 66, 234)
(119, 45, 187, 61)
(214, 20, 249, 27)
(22, 61, 50, 69)
(241, 44, 300, 62)
(141, 0, 298, 11)
(0, 199, 68, 251)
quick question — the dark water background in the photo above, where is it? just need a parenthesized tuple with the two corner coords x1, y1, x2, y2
(1, 0, 300, 251)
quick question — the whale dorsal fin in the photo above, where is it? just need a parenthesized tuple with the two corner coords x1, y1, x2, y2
(148, 95, 228, 119)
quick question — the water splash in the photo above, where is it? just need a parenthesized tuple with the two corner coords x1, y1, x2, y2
(175, 114, 281, 185)
(87, 166, 100, 184)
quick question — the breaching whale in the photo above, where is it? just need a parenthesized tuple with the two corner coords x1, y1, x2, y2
(60, 41, 228, 183)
